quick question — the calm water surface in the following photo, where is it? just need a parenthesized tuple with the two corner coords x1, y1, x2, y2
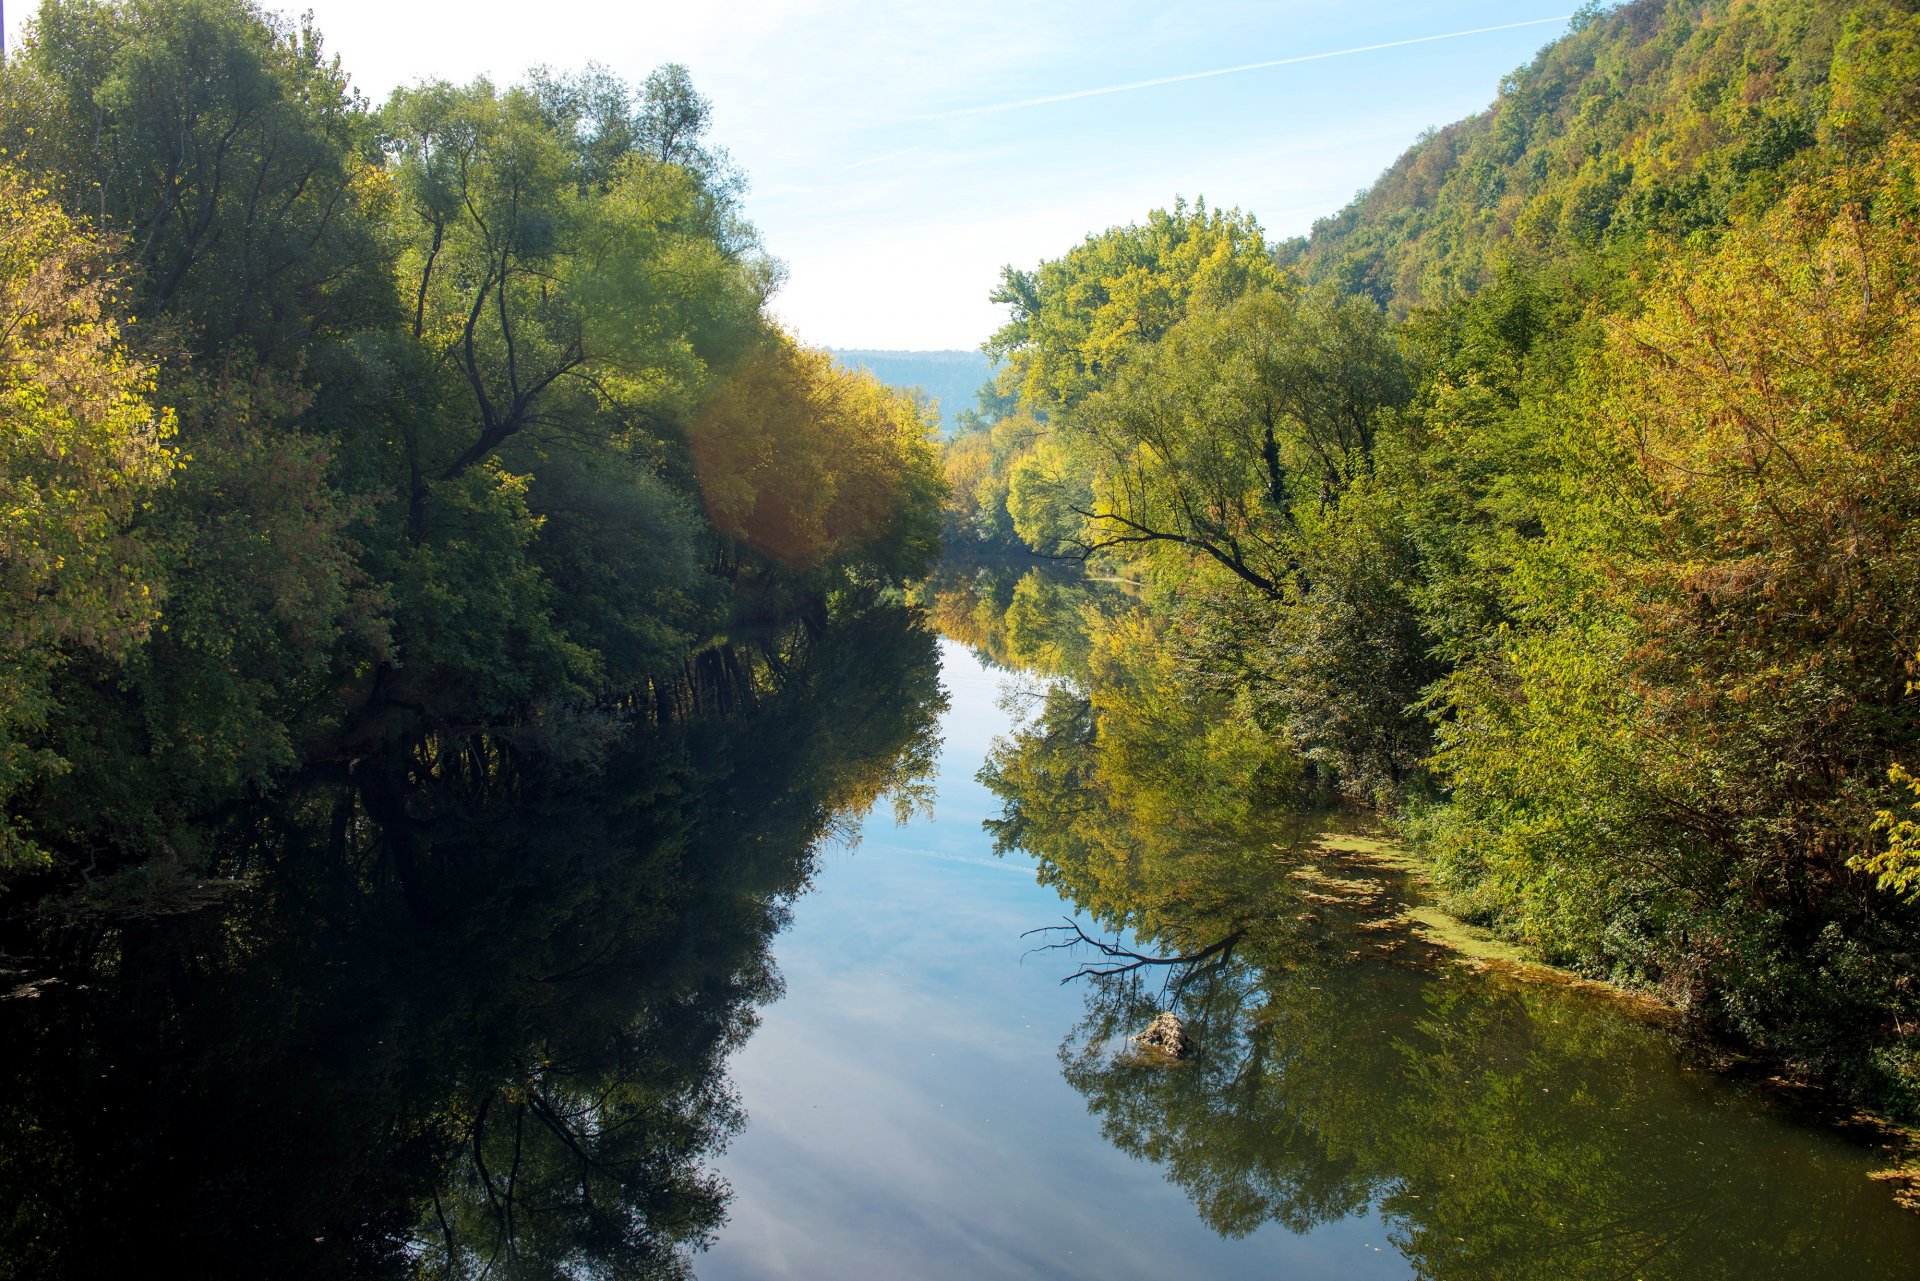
(3, 601, 1918, 1278)
(703, 636, 1920, 1281)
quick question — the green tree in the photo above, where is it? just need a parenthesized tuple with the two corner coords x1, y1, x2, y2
(0, 0, 392, 360)
(1041, 286, 1410, 599)
(383, 73, 769, 503)
(987, 199, 1283, 415)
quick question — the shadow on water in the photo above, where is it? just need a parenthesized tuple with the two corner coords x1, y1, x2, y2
(0, 600, 945, 1281)
(964, 564, 1920, 1280)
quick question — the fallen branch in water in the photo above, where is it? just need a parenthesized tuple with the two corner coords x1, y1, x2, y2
(1021, 918, 1245, 985)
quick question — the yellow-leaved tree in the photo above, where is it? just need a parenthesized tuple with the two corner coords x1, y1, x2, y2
(688, 333, 943, 583)
(0, 167, 176, 869)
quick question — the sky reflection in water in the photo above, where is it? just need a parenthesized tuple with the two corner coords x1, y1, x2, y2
(701, 637, 1920, 1281)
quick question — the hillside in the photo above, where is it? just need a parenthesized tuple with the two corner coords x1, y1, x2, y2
(1296, 0, 1919, 309)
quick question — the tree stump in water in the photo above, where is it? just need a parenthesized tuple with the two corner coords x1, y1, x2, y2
(1131, 1011, 1191, 1058)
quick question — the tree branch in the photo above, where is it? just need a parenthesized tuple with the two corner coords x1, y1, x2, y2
(1023, 918, 1246, 985)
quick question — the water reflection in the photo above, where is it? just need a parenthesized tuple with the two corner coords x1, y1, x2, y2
(917, 562, 1111, 679)
(0, 602, 944, 1281)
(975, 572, 1920, 1279)
(7, 571, 1918, 1280)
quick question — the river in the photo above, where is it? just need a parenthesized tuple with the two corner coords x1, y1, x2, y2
(1, 588, 1916, 1278)
(703, 623, 1920, 1279)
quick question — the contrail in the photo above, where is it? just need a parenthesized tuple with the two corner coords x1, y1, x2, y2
(849, 146, 924, 170)
(917, 15, 1573, 121)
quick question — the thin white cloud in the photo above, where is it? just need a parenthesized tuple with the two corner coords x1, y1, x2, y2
(917, 14, 1573, 120)
(847, 145, 926, 170)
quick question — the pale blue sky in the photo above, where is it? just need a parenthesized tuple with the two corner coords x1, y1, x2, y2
(7, 1, 1573, 348)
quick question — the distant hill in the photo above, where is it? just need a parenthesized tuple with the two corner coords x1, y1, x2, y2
(831, 349, 996, 436)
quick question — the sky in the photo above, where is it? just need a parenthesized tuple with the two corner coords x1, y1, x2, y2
(4, 1, 1573, 350)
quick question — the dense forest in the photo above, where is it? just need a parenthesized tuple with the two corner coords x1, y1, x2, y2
(0, 0, 944, 910)
(945, 0, 1920, 1119)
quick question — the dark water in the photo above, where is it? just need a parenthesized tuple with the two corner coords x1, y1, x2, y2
(0, 604, 945, 1280)
(3, 591, 1918, 1278)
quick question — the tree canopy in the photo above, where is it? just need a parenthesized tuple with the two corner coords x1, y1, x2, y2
(0, 0, 945, 893)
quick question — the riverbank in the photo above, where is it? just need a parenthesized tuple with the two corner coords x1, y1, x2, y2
(699, 633, 1920, 1276)
(1323, 825, 1920, 1212)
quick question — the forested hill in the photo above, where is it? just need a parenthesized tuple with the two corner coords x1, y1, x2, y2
(1295, 0, 1919, 309)
(831, 349, 996, 435)
(946, 0, 1920, 1123)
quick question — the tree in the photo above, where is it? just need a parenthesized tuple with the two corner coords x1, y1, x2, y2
(687, 333, 944, 585)
(1023, 285, 1410, 601)
(383, 73, 770, 513)
(987, 199, 1284, 415)
(0, 167, 175, 870)
(1430, 143, 1920, 1104)
(368, 67, 780, 735)
(0, 0, 392, 361)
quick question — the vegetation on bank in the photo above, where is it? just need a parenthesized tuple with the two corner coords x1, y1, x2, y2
(0, 0, 944, 901)
(944, 0, 1920, 1118)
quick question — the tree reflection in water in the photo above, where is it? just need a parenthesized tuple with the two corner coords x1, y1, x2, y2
(0, 600, 944, 1281)
(978, 579, 1920, 1280)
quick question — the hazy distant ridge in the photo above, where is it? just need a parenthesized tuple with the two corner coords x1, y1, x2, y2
(831, 349, 996, 435)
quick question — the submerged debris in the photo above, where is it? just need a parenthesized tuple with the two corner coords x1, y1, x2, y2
(1131, 1011, 1192, 1059)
